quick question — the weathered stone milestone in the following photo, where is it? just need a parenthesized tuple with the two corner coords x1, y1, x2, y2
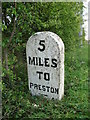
(26, 31, 64, 100)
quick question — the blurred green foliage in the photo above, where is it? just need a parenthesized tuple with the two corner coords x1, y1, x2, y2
(2, 2, 84, 50)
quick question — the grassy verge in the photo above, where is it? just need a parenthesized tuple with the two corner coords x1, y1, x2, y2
(2, 42, 88, 119)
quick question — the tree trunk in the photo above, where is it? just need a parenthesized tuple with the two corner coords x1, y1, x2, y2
(4, 47, 8, 70)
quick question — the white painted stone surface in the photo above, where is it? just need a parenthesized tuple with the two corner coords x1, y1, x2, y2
(26, 31, 64, 100)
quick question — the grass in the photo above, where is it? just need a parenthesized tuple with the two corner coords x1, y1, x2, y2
(2, 42, 88, 119)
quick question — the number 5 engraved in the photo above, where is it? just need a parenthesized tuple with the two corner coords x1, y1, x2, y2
(38, 40, 45, 52)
